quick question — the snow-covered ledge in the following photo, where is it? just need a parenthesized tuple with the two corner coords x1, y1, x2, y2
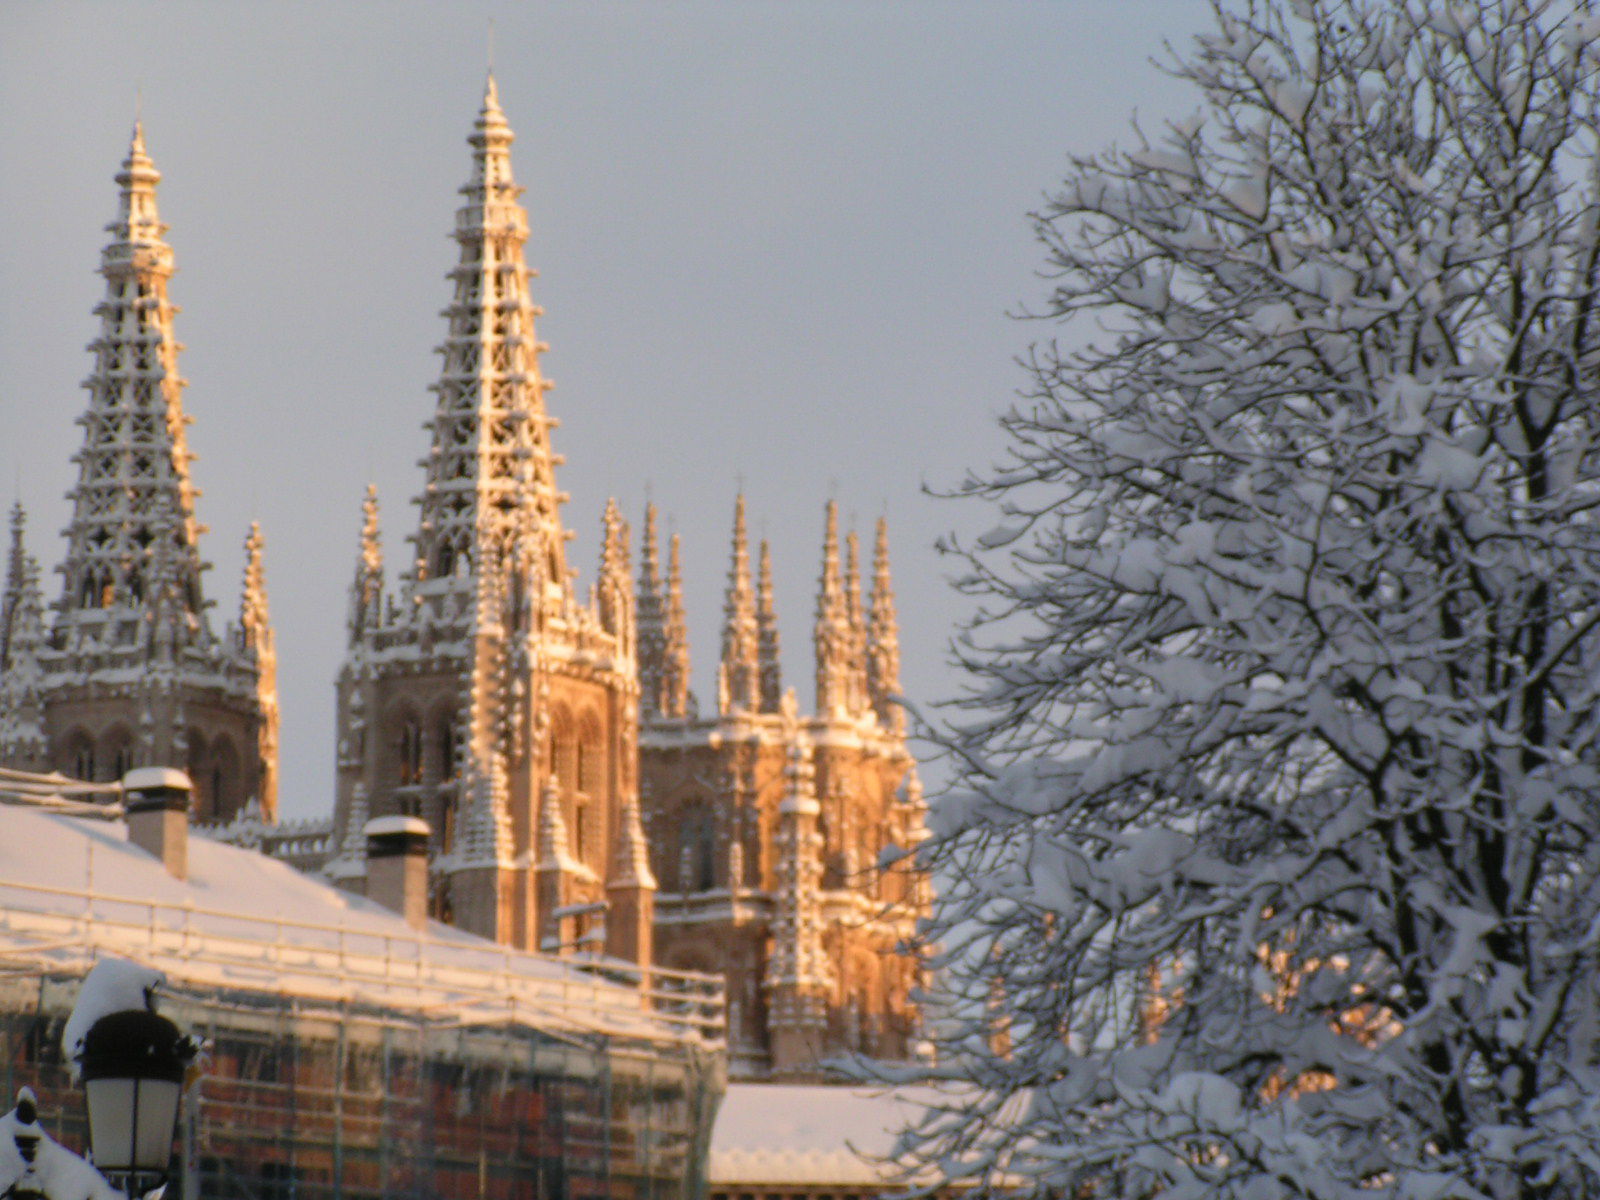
(122, 767, 192, 882)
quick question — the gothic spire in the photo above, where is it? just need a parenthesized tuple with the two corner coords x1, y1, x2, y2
(814, 501, 854, 716)
(719, 494, 759, 715)
(348, 484, 385, 644)
(661, 533, 692, 719)
(412, 76, 569, 611)
(61, 122, 208, 639)
(637, 503, 668, 718)
(756, 538, 783, 714)
(868, 517, 905, 734)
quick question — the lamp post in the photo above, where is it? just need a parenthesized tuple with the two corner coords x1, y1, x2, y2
(78, 1011, 193, 1199)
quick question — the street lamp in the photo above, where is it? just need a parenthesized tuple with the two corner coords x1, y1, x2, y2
(78, 1011, 192, 1198)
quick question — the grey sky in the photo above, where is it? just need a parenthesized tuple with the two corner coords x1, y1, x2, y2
(0, 2, 1209, 819)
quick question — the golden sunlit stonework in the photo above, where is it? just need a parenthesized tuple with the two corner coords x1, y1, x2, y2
(328, 79, 927, 1080)
(0, 80, 928, 1082)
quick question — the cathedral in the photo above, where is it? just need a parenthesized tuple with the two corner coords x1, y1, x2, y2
(0, 79, 926, 1082)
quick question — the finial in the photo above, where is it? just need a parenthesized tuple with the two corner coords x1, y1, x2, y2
(487, 17, 495, 74)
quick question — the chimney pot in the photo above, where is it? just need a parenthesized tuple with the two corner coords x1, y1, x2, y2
(122, 767, 192, 881)
(365, 815, 430, 931)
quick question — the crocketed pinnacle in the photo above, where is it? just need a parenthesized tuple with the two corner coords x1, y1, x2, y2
(814, 501, 855, 716)
(1, 503, 27, 666)
(348, 484, 384, 643)
(597, 498, 633, 641)
(868, 517, 905, 734)
(637, 503, 669, 717)
(412, 75, 568, 608)
(719, 494, 759, 714)
(240, 523, 272, 655)
(609, 791, 658, 889)
(756, 538, 783, 713)
(0, 546, 48, 767)
(537, 776, 576, 870)
(61, 121, 208, 636)
(844, 528, 869, 713)
(661, 533, 692, 719)
(768, 740, 830, 997)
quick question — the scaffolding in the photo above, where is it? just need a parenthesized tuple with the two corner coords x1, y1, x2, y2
(0, 969, 724, 1200)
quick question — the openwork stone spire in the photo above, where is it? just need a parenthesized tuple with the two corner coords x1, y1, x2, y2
(756, 538, 783, 714)
(412, 73, 568, 607)
(718, 494, 759, 715)
(61, 122, 207, 638)
(16, 124, 277, 819)
(867, 516, 905, 734)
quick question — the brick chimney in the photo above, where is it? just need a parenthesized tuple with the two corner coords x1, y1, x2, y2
(122, 767, 193, 881)
(365, 816, 430, 931)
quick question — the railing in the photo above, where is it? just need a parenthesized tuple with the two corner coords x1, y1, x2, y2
(0, 876, 723, 1046)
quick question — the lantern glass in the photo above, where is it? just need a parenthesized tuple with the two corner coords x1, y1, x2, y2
(84, 1076, 181, 1174)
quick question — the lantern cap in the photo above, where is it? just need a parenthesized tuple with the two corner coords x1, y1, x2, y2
(79, 1010, 192, 1085)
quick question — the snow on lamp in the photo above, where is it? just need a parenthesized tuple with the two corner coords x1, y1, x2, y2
(78, 1011, 190, 1193)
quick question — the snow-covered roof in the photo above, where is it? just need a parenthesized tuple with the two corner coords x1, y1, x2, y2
(0, 805, 721, 1046)
(709, 1084, 932, 1186)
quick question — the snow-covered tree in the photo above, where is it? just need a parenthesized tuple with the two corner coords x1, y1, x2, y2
(894, 3, 1600, 1198)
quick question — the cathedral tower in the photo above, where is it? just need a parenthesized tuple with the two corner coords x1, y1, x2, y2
(331, 79, 641, 955)
(0, 126, 278, 822)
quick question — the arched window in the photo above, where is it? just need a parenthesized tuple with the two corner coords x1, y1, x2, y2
(398, 714, 424, 788)
(439, 789, 458, 855)
(551, 709, 576, 791)
(576, 714, 602, 795)
(435, 539, 455, 580)
(681, 803, 715, 892)
(98, 729, 134, 786)
(211, 739, 239, 820)
(433, 710, 458, 783)
(64, 733, 95, 783)
(186, 731, 207, 817)
(575, 796, 590, 865)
